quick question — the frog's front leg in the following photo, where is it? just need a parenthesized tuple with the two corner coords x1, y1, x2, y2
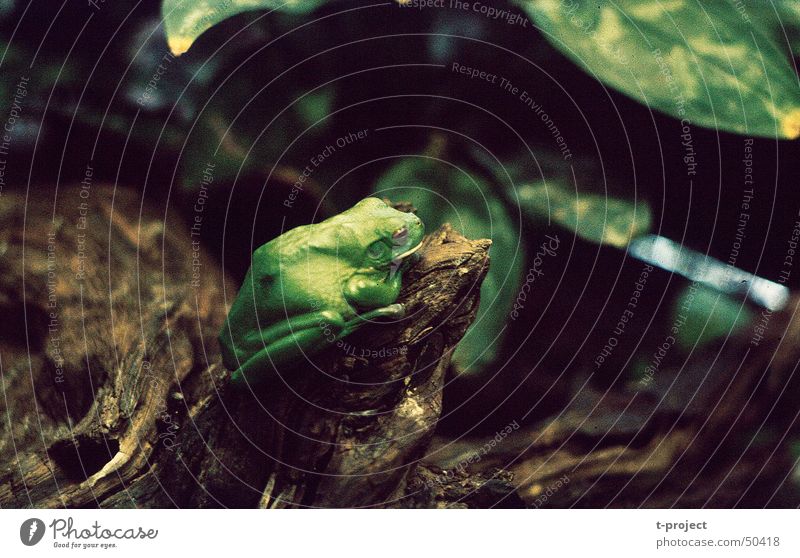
(344, 272, 402, 308)
(341, 303, 405, 336)
(230, 310, 345, 385)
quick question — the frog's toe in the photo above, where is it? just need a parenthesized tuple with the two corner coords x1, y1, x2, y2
(386, 303, 405, 318)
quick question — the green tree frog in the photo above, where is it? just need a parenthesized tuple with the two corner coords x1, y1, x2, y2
(219, 197, 425, 385)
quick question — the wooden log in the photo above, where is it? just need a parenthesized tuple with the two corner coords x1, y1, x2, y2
(0, 186, 493, 508)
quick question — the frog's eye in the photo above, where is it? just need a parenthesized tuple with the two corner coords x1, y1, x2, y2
(392, 227, 408, 246)
(367, 240, 391, 260)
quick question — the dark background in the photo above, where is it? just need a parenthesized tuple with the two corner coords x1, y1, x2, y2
(3, 0, 799, 439)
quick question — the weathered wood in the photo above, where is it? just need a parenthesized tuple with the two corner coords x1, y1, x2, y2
(3, 184, 795, 509)
(0, 186, 493, 508)
(175, 224, 493, 508)
(424, 306, 800, 507)
(0, 185, 232, 508)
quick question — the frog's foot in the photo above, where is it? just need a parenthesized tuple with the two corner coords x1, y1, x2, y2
(341, 303, 406, 336)
(357, 303, 405, 321)
(387, 302, 405, 317)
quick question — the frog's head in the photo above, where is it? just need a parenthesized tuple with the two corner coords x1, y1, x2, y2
(336, 197, 425, 273)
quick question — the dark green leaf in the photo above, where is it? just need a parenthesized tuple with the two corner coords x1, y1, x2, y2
(517, 179, 651, 248)
(516, 0, 800, 138)
(672, 284, 753, 349)
(744, 1, 800, 57)
(162, 0, 327, 56)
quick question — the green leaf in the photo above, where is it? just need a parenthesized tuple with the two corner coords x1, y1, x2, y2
(517, 180, 650, 248)
(161, 0, 326, 56)
(672, 284, 753, 349)
(374, 158, 524, 373)
(516, 0, 800, 139)
(790, 439, 800, 459)
(744, 1, 800, 57)
(295, 89, 333, 128)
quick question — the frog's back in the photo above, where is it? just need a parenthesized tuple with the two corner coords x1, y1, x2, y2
(253, 224, 354, 317)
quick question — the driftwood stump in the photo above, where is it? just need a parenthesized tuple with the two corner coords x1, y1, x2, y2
(0, 185, 492, 508)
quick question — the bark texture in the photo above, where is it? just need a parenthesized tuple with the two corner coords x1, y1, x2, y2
(423, 307, 800, 508)
(0, 186, 493, 508)
(2, 185, 797, 509)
